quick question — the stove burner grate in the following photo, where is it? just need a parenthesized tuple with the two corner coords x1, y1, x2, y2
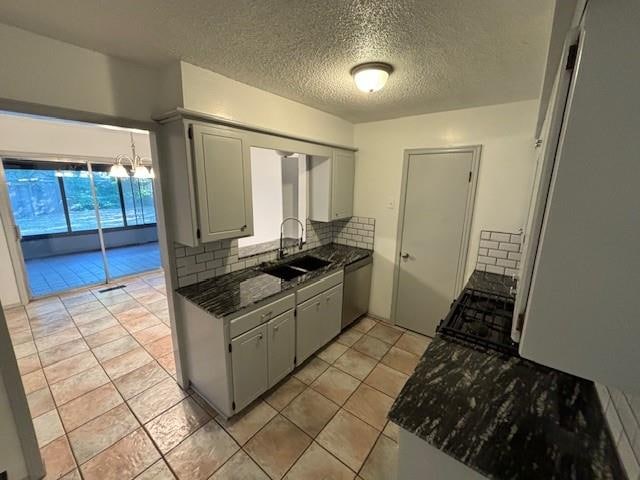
(437, 288, 519, 356)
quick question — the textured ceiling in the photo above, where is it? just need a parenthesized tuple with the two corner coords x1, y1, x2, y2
(0, 0, 554, 122)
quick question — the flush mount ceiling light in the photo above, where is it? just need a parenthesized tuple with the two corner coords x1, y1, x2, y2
(351, 62, 393, 93)
(109, 132, 155, 179)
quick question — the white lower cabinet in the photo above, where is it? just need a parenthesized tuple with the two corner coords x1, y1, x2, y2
(322, 284, 343, 341)
(183, 273, 345, 418)
(267, 310, 295, 387)
(297, 295, 323, 364)
(297, 284, 343, 364)
(231, 323, 268, 412)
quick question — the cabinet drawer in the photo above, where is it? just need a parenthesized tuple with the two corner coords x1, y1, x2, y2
(229, 294, 295, 338)
(297, 270, 344, 304)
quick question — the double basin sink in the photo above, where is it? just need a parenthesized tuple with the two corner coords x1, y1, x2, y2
(261, 255, 331, 281)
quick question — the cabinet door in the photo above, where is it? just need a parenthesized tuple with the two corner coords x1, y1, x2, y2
(331, 150, 355, 220)
(231, 324, 268, 411)
(192, 124, 254, 242)
(267, 310, 295, 387)
(322, 284, 343, 343)
(296, 295, 323, 364)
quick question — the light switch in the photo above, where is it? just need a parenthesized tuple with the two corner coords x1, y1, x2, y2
(386, 198, 394, 210)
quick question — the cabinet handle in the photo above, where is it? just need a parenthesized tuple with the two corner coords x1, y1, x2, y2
(316, 301, 321, 308)
(240, 225, 247, 231)
(274, 325, 279, 332)
(261, 311, 273, 320)
(257, 333, 263, 340)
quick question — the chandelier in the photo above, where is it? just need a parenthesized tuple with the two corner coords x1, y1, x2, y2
(109, 132, 155, 179)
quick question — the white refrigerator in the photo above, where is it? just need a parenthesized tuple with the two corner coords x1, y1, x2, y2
(513, 0, 640, 393)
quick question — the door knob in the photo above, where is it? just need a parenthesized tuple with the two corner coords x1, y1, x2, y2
(401, 253, 411, 259)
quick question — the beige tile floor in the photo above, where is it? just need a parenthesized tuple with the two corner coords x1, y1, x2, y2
(5, 271, 432, 480)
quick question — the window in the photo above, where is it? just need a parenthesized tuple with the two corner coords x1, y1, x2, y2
(92, 172, 125, 229)
(61, 171, 98, 231)
(237, 148, 307, 257)
(121, 177, 156, 225)
(4, 169, 67, 236)
(3, 160, 157, 237)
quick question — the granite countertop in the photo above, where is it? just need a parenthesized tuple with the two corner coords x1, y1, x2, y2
(388, 271, 624, 480)
(176, 243, 371, 318)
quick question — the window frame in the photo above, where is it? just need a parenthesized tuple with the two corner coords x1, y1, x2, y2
(3, 159, 157, 240)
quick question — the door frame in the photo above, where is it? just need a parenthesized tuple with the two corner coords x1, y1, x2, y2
(0, 161, 31, 306)
(0, 153, 153, 301)
(390, 145, 481, 327)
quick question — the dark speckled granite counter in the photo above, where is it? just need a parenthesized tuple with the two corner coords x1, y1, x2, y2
(176, 243, 371, 318)
(388, 271, 624, 480)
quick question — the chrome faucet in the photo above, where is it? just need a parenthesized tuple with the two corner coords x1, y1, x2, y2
(279, 217, 304, 259)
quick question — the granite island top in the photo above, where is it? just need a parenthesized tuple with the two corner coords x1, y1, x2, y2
(388, 271, 625, 480)
(176, 243, 371, 318)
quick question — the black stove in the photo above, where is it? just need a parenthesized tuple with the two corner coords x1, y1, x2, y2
(437, 288, 519, 356)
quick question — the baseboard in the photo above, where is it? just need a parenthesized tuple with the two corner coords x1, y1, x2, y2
(365, 312, 393, 325)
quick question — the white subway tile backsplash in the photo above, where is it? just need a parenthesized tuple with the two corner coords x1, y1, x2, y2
(173, 216, 375, 287)
(479, 240, 499, 250)
(597, 383, 640, 479)
(476, 230, 522, 276)
(496, 258, 517, 269)
(507, 252, 522, 261)
(619, 433, 640, 479)
(490, 232, 511, 242)
(477, 256, 496, 265)
(196, 252, 214, 263)
(485, 265, 504, 275)
(498, 242, 520, 252)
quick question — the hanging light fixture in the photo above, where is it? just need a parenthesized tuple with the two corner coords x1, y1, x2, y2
(109, 132, 155, 179)
(351, 62, 393, 93)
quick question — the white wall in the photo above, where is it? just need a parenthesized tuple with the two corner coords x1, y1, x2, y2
(0, 113, 151, 306)
(0, 23, 162, 123)
(0, 367, 28, 480)
(353, 100, 538, 319)
(238, 148, 283, 247)
(180, 62, 354, 147)
(0, 113, 152, 159)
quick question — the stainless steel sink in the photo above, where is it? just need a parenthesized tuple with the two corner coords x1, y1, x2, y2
(261, 264, 306, 281)
(261, 255, 331, 280)
(286, 255, 330, 272)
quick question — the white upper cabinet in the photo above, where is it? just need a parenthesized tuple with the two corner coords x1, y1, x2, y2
(156, 118, 253, 246)
(191, 124, 253, 242)
(309, 149, 355, 222)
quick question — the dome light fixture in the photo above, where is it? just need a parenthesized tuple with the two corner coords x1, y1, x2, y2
(351, 62, 393, 93)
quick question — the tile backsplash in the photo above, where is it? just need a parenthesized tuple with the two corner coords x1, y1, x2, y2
(596, 384, 640, 479)
(174, 216, 375, 287)
(476, 230, 522, 277)
(332, 216, 375, 250)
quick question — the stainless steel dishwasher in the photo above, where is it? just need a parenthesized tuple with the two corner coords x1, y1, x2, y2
(342, 256, 373, 329)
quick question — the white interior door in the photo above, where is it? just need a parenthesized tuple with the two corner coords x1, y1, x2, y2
(394, 148, 478, 336)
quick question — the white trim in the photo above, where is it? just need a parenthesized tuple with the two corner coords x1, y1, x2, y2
(153, 107, 357, 152)
(0, 161, 30, 305)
